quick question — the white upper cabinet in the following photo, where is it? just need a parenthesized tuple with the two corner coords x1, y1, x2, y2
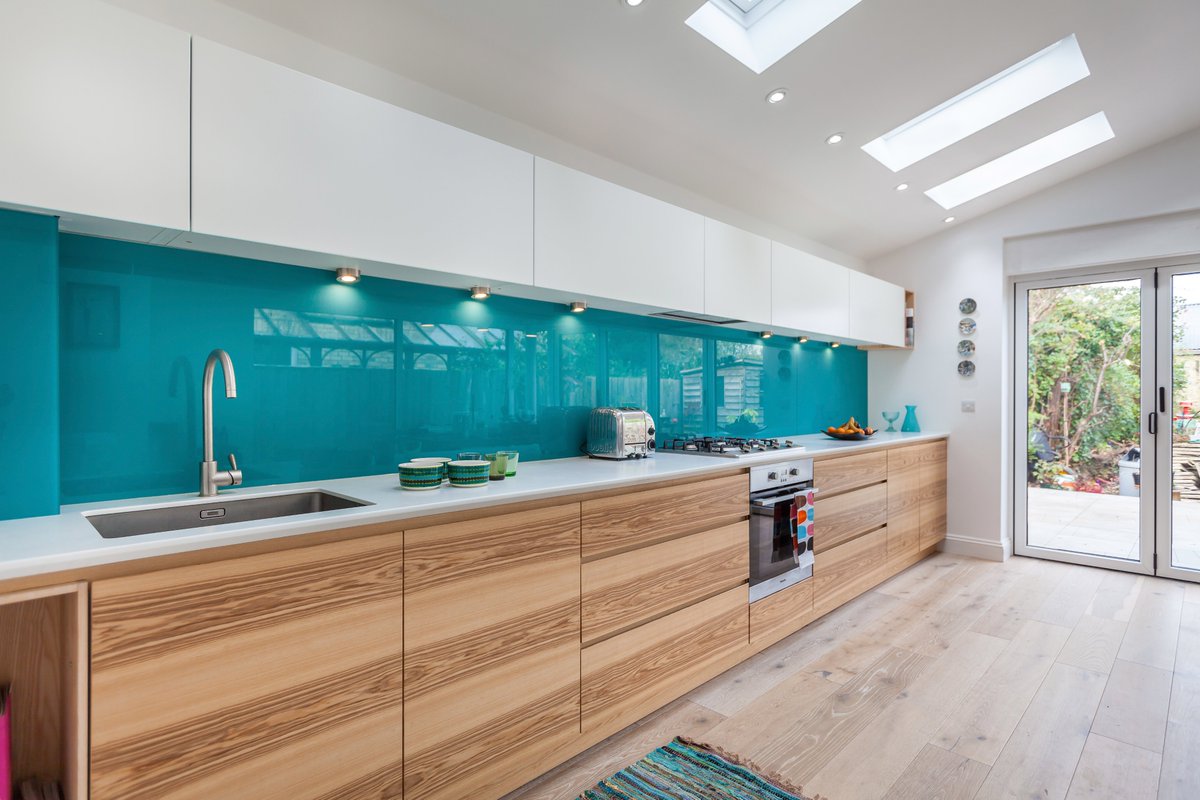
(770, 242, 850, 339)
(703, 219, 771, 323)
(848, 271, 906, 347)
(191, 39, 534, 285)
(0, 0, 189, 230)
(534, 159, 704, 311)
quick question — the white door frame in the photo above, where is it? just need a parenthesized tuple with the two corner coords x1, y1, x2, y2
(1013, 269, 1157, 574)
(1155, 263, 1200, 582)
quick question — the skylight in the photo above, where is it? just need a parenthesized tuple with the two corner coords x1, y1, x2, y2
(925, 112, 1114, 209)
(686, 0, 863, 74)
(861, 35, 1091, 172)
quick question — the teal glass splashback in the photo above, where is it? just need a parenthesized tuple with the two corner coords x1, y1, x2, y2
(57, 234, 866, 505)
(0, 210, 59, 520)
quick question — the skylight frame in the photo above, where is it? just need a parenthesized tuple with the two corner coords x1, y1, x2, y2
(924, 111, 1115, 209)
(686, 0, 863, 74)
(862, 34, 1091, 172)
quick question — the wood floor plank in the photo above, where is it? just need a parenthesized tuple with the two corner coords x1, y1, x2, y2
(1158, 602, 1200, 800)
(1031, 566, 1106, 628)
(699, 669, 841, 758)
(1085, 572, 1143, 622)
(1118, 578, 1184, 671)
(1090, 658, 1172, 753)
(499, 699, 724, 800)
(805, 631, 1005, 800)
(1066, 734, 1161, 800)
(1055, 614, 1126, 674)
(932, 619, 1071, 765)
(973, 662, 1107, 800)
(970, 569, 1068, 640)
(724, 647, 930, 787)
(881, 744, 989, 800)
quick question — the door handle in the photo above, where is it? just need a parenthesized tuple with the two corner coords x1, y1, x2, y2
(1149, 412, 1157, 435)
(1160, 386, 1167, 413)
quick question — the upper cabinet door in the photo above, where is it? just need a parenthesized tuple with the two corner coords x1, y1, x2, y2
(534, 159, 704, 311)
(704, 219, 771, 323)
(848, 271, 906, 347)
(0, 0, 189, 230)
(191, 39, 534, 285)
(770, 242, 850, 339)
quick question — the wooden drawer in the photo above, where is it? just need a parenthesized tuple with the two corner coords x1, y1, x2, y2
(582, 521, 747, 645)
(404, 505, 581, 800)
(750, 579, 814, 650)
(814, 481, 888, 552)
(582, 585, 748, 735)
(813, 450, 887, 496)
(813, 526, 888, 617)
(581, 473, 747, 559)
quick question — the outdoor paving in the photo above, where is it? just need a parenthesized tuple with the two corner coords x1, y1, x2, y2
(1027, 486, 1200, 568)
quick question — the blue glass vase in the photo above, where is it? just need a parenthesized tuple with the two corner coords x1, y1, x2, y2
(900, 404, 920, 432)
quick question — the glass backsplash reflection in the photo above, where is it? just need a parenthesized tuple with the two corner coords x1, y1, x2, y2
(58, 235, 866, 504)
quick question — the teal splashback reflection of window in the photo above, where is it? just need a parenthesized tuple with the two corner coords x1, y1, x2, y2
(57, 234, 867, 505)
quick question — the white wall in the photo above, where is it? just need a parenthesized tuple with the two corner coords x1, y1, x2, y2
(866, 126, 1200, 560)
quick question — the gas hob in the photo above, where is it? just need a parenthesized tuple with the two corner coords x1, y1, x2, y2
(659, 436, 806, 458)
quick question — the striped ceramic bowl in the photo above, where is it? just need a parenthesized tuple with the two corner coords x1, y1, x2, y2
(447, 459, 490, 488)
(399, 461, 444, 491)
(410, 456, 452, 482)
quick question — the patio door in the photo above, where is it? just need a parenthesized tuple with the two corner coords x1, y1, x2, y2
(1016, 265, 1200, 581)
(1015, 271, 1157, 574)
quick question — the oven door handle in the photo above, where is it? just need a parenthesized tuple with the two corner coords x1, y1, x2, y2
(750, 490, 807, 509)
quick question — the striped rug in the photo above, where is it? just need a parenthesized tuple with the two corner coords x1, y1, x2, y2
(575, 737, 819, 800)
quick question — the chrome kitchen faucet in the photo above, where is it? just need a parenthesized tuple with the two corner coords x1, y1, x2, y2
(200, 348, 244, 497)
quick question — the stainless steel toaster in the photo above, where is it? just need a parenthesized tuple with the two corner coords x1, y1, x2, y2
(586, 407, 656, 460)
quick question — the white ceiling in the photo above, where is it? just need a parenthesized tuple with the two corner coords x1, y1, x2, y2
(213, 0, 1200, 260)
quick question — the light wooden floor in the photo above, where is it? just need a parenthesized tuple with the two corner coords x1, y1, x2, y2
(504, 553, 1200, 800)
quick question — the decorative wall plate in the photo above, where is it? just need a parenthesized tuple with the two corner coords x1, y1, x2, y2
(958, 360, 976, 376)
(959, 297, 977, 314)
(958, 340, 976, 357)
(959, 318, 977, 336)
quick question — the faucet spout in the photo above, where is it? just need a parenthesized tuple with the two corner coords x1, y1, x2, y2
(200, 349, 243, 497)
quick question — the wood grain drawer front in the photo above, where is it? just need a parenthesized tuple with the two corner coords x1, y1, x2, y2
(91, 533, 405, 800)
(582, 521, 747, 645)
(814, 481, 888, 552)
(749, 579, 814, 650)
(404, 504, 582, 800)
(887, 445, 923, 564)
(813, 526, 888, 618)
(813, 450, 887, 496)
(919, 441, 948, 550)
(582, 585, 748, 735)
(581, 473, 747, 559)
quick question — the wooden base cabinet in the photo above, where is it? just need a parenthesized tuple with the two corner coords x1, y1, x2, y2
(749, 580, 814, 650)
(403, 505, 582, 800)
(887, 445, 923, 566)
(919, 441, 949, 550)
(90, 534, 405, 800)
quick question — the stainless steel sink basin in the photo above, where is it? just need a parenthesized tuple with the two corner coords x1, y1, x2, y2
(86, 490, 373, 539)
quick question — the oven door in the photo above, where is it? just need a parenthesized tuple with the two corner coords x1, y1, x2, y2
(749, 485, 814, 601)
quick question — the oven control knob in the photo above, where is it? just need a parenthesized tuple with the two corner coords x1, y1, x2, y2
(767, 471, 779, 481)
(789, 468, 800, 476)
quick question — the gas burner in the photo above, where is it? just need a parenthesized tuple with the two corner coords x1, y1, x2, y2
(662, 436, 802, 458)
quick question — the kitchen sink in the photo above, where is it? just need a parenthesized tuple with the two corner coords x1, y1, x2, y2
(86, 490, 373, 539)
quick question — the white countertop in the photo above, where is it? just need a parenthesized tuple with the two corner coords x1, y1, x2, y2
(0, 431, 945, 583)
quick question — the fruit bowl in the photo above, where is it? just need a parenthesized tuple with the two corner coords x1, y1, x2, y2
(822, 429, 875, 441)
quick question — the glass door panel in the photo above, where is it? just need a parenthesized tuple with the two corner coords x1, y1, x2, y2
(1016, 273, 1155, 573)
(1156, 266, 1200, 581)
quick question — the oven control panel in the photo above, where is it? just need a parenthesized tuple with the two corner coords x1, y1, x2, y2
(749, 458, 814, 493)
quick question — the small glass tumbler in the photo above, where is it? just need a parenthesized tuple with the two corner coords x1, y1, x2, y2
(485, 452, 508, 481)
(499, 450, 520, 477)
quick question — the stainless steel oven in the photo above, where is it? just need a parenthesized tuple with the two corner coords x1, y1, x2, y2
(749, 458, 815, 603)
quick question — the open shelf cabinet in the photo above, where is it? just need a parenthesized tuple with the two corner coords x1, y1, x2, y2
(0, 582, 88, 800)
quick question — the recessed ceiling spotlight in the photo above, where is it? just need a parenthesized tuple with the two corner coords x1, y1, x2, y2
(944, 216, 956, 223)
(765, 88, 788, 104)
(334, 266, 361, 284)
(470, 285, 491, 300)
(895, 183, 909, 192)
(622, 0, 644, 6)
(569, 301, 588, 313)
(825, 132, 845, 145)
